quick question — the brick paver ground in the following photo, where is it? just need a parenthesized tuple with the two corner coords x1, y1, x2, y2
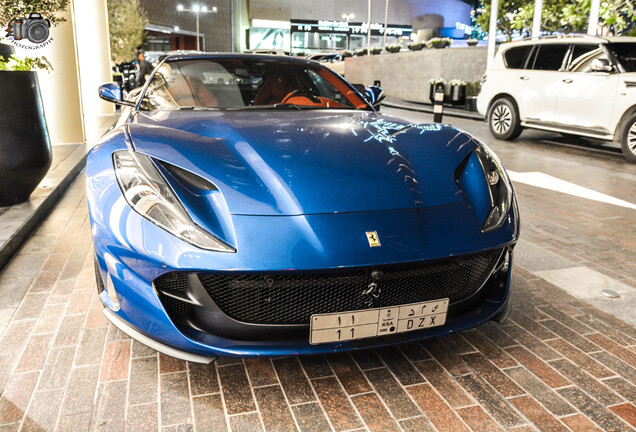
(1, 140, 636, 430)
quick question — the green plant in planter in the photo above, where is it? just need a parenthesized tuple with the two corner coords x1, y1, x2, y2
(343, 50, 354, 57)
(370, 47, 382, 55)
(0, 0, 68, 29)
(0, 54, 52, 71)
(407, 42, 424, 51)
(355, 48, 368, 56)
(386, 44, 401, 53)
(448, 79, 466, 105)
(428, 77, 447, 86)
(448, 79, 466, 87)
(428, 77, 447, 103)
(466, 81, 482, 97)
(429, 37, 452, 49)
(467, 38, 479, 46)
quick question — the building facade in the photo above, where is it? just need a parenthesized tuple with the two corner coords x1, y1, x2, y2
(140, 0, 234, 52)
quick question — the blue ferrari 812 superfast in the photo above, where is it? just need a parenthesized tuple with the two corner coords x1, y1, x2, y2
(88, 53, 519, 363)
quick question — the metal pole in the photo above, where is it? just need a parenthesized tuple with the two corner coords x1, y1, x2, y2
(196, 10, 200, 51)
(588, 0, 601, 35)
(230, 0, 235, 52)
(486, 0, 499, 69)
(433, 82, 445, 123)
(531, 0, 543, 38)
(367, 0, 371, 54)
(383, 0, 389, 49)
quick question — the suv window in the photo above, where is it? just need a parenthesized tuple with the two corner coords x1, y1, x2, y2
(504, 46, 533, 69)
(607, 43, 636, 72)
(569, 44, 607, 72)
(529, 44, 569, 70)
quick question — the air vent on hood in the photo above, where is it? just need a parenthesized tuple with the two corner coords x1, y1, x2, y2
(160, 162, 218, 191)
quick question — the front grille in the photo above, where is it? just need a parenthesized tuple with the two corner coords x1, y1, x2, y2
(155, 273, 192, 321)
(155, 249, 503, 325)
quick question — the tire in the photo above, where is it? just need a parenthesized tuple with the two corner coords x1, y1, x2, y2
(619, 112, 636, 163)
(491, 295, 512, 324)
(488, 98, 522, 140)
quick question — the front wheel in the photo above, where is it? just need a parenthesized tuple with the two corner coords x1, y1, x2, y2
(619, 113, 636, 163)
(488, 98, 522, 140)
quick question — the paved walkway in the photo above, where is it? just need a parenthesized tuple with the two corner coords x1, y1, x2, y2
(1, 109, 636, 431)
(383, 97, 484, 121)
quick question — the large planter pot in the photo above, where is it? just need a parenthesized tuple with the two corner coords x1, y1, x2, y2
(465, 96, 478, 112)
(0, 43, 15, 61)
(450, 85, 466, 106)
(0, 71, 52, 206)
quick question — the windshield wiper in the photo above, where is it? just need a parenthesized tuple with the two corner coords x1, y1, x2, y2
(273, 103, 302, 110)
(178, 106, 221, 111)
(227, 104, 314, 111)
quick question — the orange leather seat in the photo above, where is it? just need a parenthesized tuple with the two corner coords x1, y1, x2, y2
(167, 74, 218, 107)
(253, 72, 297, 105)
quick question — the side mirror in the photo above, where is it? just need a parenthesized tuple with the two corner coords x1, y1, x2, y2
(99, 82, 136, 107)
(591, 58, 613, 73)
(364, 85, 386, 109)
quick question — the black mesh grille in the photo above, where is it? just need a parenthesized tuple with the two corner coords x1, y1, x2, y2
(155, 249, 503, 325)
(155, 273, 192, 320)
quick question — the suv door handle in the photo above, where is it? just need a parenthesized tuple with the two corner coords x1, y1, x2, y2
(562, 79, 573, 83)
(520, 76, 529, 80)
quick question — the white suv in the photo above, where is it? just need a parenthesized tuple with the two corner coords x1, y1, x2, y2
(477, 36, 636, 162)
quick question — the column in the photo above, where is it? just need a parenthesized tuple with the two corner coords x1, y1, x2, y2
(73, 0, 115, 143)
(486, 0, 499, 69)
(588, 0, 601, 35)
(532, 0, 543, 38)
(14, 3, 85, 144)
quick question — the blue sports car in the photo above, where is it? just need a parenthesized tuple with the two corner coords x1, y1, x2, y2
(89, 53, 519, 363)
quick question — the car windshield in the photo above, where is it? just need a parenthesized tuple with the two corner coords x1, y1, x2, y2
(607, 43, 636, 72)
(140, 57, 368, 111)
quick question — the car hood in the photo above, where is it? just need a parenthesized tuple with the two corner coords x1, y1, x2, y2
(129, 110, 478, 216)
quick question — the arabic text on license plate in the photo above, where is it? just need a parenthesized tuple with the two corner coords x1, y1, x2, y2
(309, 299, 448, 344)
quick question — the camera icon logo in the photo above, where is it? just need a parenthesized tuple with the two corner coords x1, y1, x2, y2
(11, 13, 51, 44)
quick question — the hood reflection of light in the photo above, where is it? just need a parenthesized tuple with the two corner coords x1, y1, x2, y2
(234, 140, 324, 253)
(352, 118, 443, 145)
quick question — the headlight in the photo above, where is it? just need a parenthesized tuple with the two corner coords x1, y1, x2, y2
(475, 144, 512, 232)
(113, 150, 235, 252)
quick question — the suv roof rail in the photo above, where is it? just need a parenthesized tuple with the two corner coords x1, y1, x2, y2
(518, 34, 609, 42)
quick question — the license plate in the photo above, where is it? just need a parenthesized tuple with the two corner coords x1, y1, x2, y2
(309, 298, 449, 344)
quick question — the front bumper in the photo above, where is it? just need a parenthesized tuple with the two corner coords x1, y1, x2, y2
(95, 244, 514, 360)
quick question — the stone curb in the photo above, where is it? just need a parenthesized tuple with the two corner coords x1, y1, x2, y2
(0, 144, 90, 270)
(383, 99, 485, 122)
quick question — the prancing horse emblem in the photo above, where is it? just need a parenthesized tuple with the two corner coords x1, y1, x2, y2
(361, 270, 383, 307)
(366, 231, 381, 247)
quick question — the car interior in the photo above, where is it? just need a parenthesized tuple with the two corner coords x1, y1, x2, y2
(140, 58, 366, 110)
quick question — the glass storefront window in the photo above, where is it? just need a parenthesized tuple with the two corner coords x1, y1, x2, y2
(249, 27, 290, 51)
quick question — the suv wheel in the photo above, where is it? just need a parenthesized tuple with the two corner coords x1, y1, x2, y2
(620, 112, 636, 163)
(488, 98, 522, 140)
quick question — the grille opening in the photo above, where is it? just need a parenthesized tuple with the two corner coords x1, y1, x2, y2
(155, 249, 503, 326)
